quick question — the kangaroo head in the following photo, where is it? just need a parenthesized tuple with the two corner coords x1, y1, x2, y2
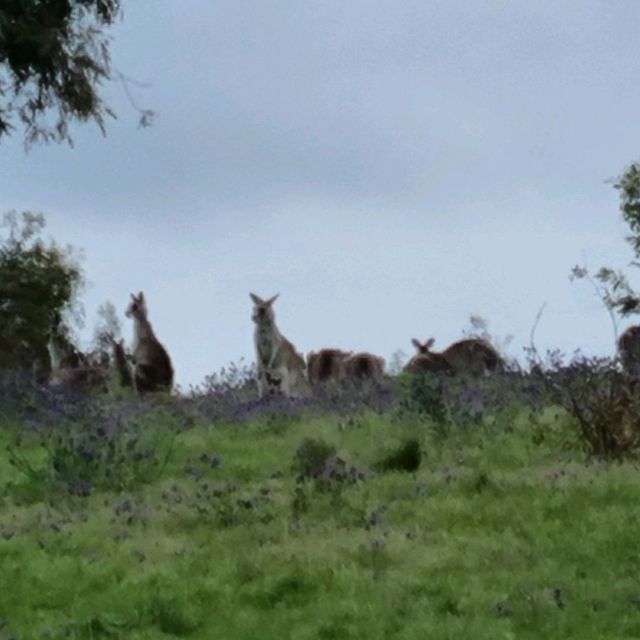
(411, 338, 435, 354)
(126, 291, 148, 321)
(250, 292, 279, 325)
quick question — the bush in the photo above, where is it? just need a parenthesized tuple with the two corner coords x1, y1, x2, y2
(396, 371, 447, 422)
(292, 438, 366, 493)
(545, 355, 640, 460)
(373, 438, 422, 473)
(6, 394, 178, 498)
(0, 211, 84, 374)
(185, 362, 396, 426)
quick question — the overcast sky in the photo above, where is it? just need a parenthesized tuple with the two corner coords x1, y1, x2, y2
(3, 1, 640, 389)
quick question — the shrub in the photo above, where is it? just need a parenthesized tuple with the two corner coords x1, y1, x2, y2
(545, 355, 640, 460)
(0, 211, 84, 374)
(186, 362, 396, 426)
(373, 438, 421, 473)
(396, 371, 447, 422)
(6, 394, 178, 498)
(292, 438, 366, 493)
(292, 438, 337, 481)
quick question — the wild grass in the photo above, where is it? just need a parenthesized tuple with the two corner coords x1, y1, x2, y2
(1, 368, 640, 639)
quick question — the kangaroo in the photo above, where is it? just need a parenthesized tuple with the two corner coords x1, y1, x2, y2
(343, 352, 386, 381)
(618, 325, 640, 376)
(125, 292, 174, 393)
(307, 348, 352, 385)
(47, 314, 105, 389)
(106, 334, 134, 388)
(404, 338, 453, 375)
(442, 338, 502, 375)
(406, 337, 502, 376)
(250, 293, 310, 397)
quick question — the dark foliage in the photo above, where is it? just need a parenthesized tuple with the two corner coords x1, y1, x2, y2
(292, 438, 337, 480)
(570, 162, 640, 318)
(292, 437, 366, 492)
(397, 365, 549, 431)
(0, 0, 134, 145)
(374, 438, 421, 473)
(0, 211, 83, 374)
(442, 369, 548, 423)
(396, 370, 447, 421)
(185, 361, 395, 426)
(6, 390, 177, 498)
(0, 368, 43, 419)
(4, 346, 640, 509)
(616, 163, 640, 260)
(543, 354, 640, 460)
(185, 480, 275, 528)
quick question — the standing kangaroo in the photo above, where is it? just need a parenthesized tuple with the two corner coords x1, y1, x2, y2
(307, 348, 352, 385)
(250, 293, 310, 397)
(125, 292, 174, 393)
(406, 337, 502, 376)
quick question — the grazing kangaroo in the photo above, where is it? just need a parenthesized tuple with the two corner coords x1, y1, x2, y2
(307, 349, 352, 385)
(47, 314, 105, 389)
(343, 352, 386, 381)
(404, 338, 453, 375)
(125, 292, 174, 393)
(250, 293, 310, 397)
(106, 334, 134, 389)
(407, 337, 502, 376)
(618, 325, 640, 376)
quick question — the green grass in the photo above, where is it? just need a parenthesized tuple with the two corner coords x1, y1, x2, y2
(2, 406, 640, 639)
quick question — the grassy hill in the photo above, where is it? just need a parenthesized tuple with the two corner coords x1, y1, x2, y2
(1, 372, 640, 639)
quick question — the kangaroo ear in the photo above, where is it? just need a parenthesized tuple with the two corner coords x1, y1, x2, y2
(250, 293, 262, 305)
(138, 291, 145, 302)
(266, 293, 279, 306)
(425, 338, 435, 350)
(411, 338, 422, 351)
(130, 293, 136, 302)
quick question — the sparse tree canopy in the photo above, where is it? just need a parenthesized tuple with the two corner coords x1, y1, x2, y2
(570, 163, 640, 327)
(91, 298, 121, 361)
(615, 163, 640, 259)
(0, 1, 151, 146)
(0, 211, 84, 373)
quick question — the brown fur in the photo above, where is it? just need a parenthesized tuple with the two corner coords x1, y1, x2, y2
(405, 337, 502, 376)
(126, 292, 174, 393)
(307, 349, 351, 385)
(343, 352, 386, 381)
(443, 338, 502, 375)
(404, 352, 452, 375)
